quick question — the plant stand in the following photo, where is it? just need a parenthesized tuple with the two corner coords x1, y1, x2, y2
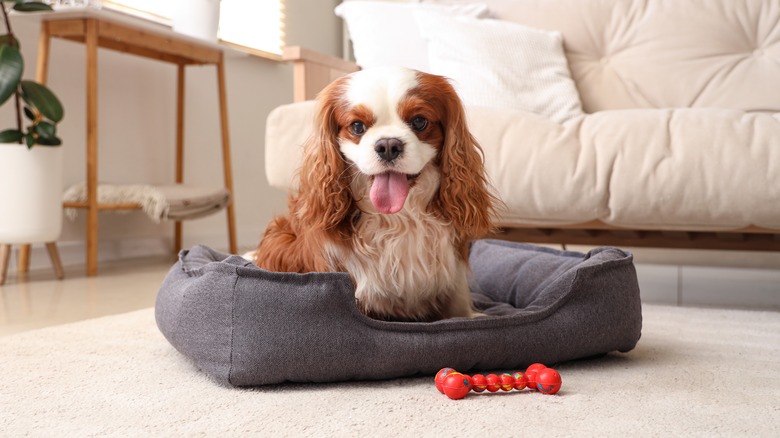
(0, 140, 64, 284)
(0, 243, 64, 285)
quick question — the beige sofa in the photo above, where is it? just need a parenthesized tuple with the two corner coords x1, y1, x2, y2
(265, 0, 780, 251)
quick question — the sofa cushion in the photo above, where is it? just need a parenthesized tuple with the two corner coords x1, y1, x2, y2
(427, 0, 780, 113)
(414, 12, 584, 124)
(334, 1, 489, 72)
(475, 107, 780, 230)
(265, 101, 780, 231)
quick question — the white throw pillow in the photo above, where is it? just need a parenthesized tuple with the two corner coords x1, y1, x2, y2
(334, 1, 489, 71)
(415, 12, 585, 124)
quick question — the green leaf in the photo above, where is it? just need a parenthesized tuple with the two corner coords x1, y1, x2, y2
(36, 135, 62, 146)
(12, 2, 53, 12)
(25, 132, 35, 149)
(20, 80, 63, 123)
(0, 45, 23, 106)
(24, 106, 35, 120)
(0, 34, 20, 49)
(34, 120, 56, 138)
(0, 129, 22, 143)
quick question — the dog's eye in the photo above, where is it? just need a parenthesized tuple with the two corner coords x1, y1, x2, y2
(350, 121, 366, 136)
(410, 116, 428, 132)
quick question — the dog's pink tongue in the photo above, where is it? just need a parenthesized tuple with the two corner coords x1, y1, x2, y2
(370, 172, 409, 214)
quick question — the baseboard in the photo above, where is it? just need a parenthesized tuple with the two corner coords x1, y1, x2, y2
(4, 237, 172, 272)
(636, 263, 780, 310)
(4, 228, 260, 272)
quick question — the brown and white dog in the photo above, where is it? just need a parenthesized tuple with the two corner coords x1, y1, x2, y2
(255, 66, 497, 322)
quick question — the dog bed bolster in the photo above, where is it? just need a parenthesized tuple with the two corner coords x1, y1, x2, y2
(155, 240, 642, 386)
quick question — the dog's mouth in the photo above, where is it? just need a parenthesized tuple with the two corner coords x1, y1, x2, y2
(368, 171, 421, 214)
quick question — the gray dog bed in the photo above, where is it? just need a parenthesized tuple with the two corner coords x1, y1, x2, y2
(155, 240, 642, 386)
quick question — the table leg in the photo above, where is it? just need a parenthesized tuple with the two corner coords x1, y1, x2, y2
(86, 19, 99, 276)
(36, 21, 50, 83)
(216, 54, 237, 254)
(174, 63, 185, 255)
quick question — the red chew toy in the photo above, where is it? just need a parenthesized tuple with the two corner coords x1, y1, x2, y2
(434, 364, 562, 400)
(511, 372, 527, 390)
(536, 368, 562, 395)
(499, 373, 515, 391)
(435, 367, 456, 394)
(485, 374, 501, 392)
(442, 373, 472, 400)
(525, 363, 547, 391)
(471, 374, 487, 393)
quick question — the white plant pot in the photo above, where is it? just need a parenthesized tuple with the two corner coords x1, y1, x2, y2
(173, 0, 221, 42)
(0, 143, 63, 244)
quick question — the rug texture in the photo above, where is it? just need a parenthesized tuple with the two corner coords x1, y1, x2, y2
(1, 304, 778, 436)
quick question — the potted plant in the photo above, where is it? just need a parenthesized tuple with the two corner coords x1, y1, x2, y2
(0, 1, 64, 273)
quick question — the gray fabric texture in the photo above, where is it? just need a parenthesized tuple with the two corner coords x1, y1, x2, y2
(155, 240, 642, 386)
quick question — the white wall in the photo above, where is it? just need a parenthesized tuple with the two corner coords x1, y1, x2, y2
(3, 0, 343, 267)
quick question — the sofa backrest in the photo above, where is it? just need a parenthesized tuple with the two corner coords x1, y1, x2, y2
(451, 0, 780, 113)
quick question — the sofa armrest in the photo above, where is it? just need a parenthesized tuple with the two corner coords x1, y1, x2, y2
(283, 46, 360, 102)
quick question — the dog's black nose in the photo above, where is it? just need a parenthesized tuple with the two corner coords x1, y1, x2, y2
(375, 138, 404, 162)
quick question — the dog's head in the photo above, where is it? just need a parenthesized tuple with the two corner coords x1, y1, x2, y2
(297, 66, 496, 247)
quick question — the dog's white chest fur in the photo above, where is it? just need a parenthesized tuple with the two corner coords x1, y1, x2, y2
(326, 208, 471, 320)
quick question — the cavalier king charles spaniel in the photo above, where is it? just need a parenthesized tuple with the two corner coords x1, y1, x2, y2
(255, 66, 497, 322)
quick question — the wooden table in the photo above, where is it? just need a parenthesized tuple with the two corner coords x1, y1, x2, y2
(24, 11, 238, 276)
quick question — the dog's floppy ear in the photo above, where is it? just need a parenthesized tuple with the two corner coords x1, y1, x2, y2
(294, 78, 353, 237)
(432, 78, 498, 250)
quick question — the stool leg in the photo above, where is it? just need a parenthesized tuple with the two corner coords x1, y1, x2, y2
(0, 244, 11, 285)
(18, 244, 31, 273)
(45, 242, 65, 280)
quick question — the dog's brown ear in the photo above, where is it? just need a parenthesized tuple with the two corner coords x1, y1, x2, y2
(431, 78, 498, 251)
(294, 78, 353, 237)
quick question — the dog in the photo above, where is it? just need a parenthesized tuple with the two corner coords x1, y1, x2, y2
(255, 66, 497, 322)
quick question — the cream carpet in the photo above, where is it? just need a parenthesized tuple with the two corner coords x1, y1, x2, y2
(2, 304, 779, 437)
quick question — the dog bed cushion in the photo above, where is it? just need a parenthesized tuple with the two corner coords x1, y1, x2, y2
(155, 240, 642, 386)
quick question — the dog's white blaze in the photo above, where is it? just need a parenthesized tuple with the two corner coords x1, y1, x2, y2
(345, 66, 418, 115)
(339, 67, 436, 177)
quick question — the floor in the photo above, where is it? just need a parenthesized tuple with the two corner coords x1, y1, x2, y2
(0, 256, 172, 337)
(2, 246, 779, 337)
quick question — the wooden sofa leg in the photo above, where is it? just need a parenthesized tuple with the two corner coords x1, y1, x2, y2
(0, 244, 10, 285)
(45, 242, 65, 280)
